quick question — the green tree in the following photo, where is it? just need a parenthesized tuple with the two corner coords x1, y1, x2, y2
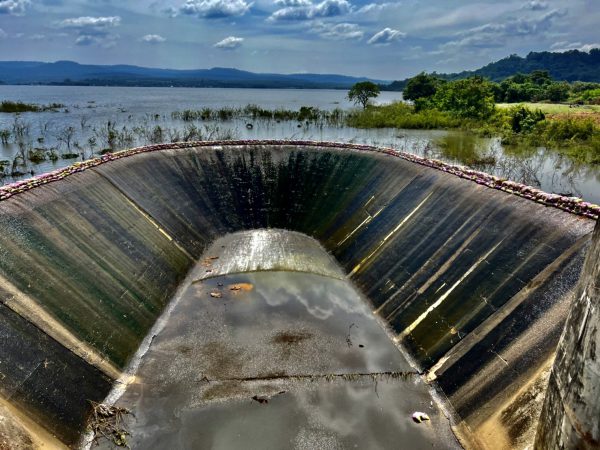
(403, 73, 442, 101)
(432, 77, 496, 119)
(347, 81, 380, 109)
(529, 70, 552, 86)
(546, 82, 570, 102)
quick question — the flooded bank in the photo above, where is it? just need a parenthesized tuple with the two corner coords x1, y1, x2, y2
(0, 84, 598, 203)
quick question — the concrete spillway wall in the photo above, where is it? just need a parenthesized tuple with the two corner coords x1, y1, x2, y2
(536, 219, 600, 449)
(0, 142, 595, 448)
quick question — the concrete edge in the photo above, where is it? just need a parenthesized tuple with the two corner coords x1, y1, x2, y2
(0, 140, 597, 220)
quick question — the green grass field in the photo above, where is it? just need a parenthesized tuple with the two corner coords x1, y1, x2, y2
(496, 102, 600, 114)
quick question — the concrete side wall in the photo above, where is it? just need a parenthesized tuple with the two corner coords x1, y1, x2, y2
(0, 171, 192, 445)
(536, 221, 600, 449)
(0, 144, 594, 447)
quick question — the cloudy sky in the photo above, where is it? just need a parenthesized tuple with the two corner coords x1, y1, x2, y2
(0, 0, 598, 79)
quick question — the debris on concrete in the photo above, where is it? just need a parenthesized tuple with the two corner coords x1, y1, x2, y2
(412, 412, 430, 423)
(251, 395, 269, 404)
(229, 283, 254, 292)
(88, 401, 133, 448)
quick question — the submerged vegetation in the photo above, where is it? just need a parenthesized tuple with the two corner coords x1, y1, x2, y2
(0, 103, 353, 178)
(0, 100, 64, 113)
(171, 104, 346, 126)
(0, 114, 241, 178)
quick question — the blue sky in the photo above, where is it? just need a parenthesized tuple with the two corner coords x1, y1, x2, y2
(0, 0, 598, 79)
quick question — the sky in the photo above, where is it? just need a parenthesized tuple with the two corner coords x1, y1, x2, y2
(0, 0, 598, 79)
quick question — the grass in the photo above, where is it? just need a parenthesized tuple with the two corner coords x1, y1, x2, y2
(494, 108, 600, 164)
(346, 102, 464, 129)
(497, 102, 600, 114)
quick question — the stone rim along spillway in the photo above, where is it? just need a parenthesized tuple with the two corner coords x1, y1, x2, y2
(0, 141, 595, 449)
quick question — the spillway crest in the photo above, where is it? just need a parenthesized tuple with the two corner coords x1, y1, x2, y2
(0, 142, 595, 449)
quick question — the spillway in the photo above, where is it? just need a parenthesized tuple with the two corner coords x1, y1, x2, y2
(0, 141, 597, 449)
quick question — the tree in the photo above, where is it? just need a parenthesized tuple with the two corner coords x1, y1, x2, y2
(347, 81, 380, 109)
(431, 77, 496, 119)
(56, 126, 76, 152)
(403, 73, 442, 101)
(546, 82, 570, 102)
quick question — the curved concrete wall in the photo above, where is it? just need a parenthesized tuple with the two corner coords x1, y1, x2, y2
(0, 142, 595, 448)
(536, 220, 600, 449)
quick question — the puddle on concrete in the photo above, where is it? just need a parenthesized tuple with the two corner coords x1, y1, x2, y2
(97, 270, 460, 449)
(122, 379, 454, 450)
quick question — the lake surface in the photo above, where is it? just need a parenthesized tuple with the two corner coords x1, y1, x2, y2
(0, 85, 598, 204)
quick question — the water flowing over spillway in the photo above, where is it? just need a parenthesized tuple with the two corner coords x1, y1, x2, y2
(0, 141, 596, 449)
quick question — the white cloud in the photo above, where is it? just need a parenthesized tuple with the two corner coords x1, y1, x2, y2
(56, 15, 121, 47)
(164, 6, 179, 17)
(214, 35, 244, 49)
(441, 8, 567, 51)
(0, 28, 7, 38)
(269, 0, 351, 21)
(180, 0, 251, 18)
(356, 2, 397, 14)
(576, 44, 599, 52)
(274, 0, 311, 6)
(74, 34, 119, 48)
(551, 41, 600, 52)
(522, 0, 548, 11)
(0, 0, 29, 16)
(141, 34, 166, 43)
(57, 16, 121, 35)
(367, 27, 406, 45)
(311, 21, 363, 40)
(75, 35, 97, 46)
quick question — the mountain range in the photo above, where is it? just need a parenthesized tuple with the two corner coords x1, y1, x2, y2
(0, 60, 386, 89)
(387, 49, 600, 90)
(1, 49, 598, 90)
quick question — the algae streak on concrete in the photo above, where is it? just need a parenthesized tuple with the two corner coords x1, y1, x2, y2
(0, 142, 595, 448)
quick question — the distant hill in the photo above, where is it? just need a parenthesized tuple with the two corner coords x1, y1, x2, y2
(386, 49, 600, 91)
(0, 60, 387, 89)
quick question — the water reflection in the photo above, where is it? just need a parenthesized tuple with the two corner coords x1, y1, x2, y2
(104, 268, 460, 449)
(431, 133, 599, 201)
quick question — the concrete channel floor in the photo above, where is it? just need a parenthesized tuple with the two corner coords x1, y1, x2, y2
(96, 230, 461, 450)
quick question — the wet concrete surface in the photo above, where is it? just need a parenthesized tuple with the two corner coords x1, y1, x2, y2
(100, 231, 460, 449)
(193, 229, 345, 282)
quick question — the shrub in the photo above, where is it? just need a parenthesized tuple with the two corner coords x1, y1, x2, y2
(509, 107, 545, 133)
(543, 118, 595, 141)
(28, 148, 47, 163)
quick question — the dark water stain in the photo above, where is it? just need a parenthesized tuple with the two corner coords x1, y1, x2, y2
(271, 331, 313, 345)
